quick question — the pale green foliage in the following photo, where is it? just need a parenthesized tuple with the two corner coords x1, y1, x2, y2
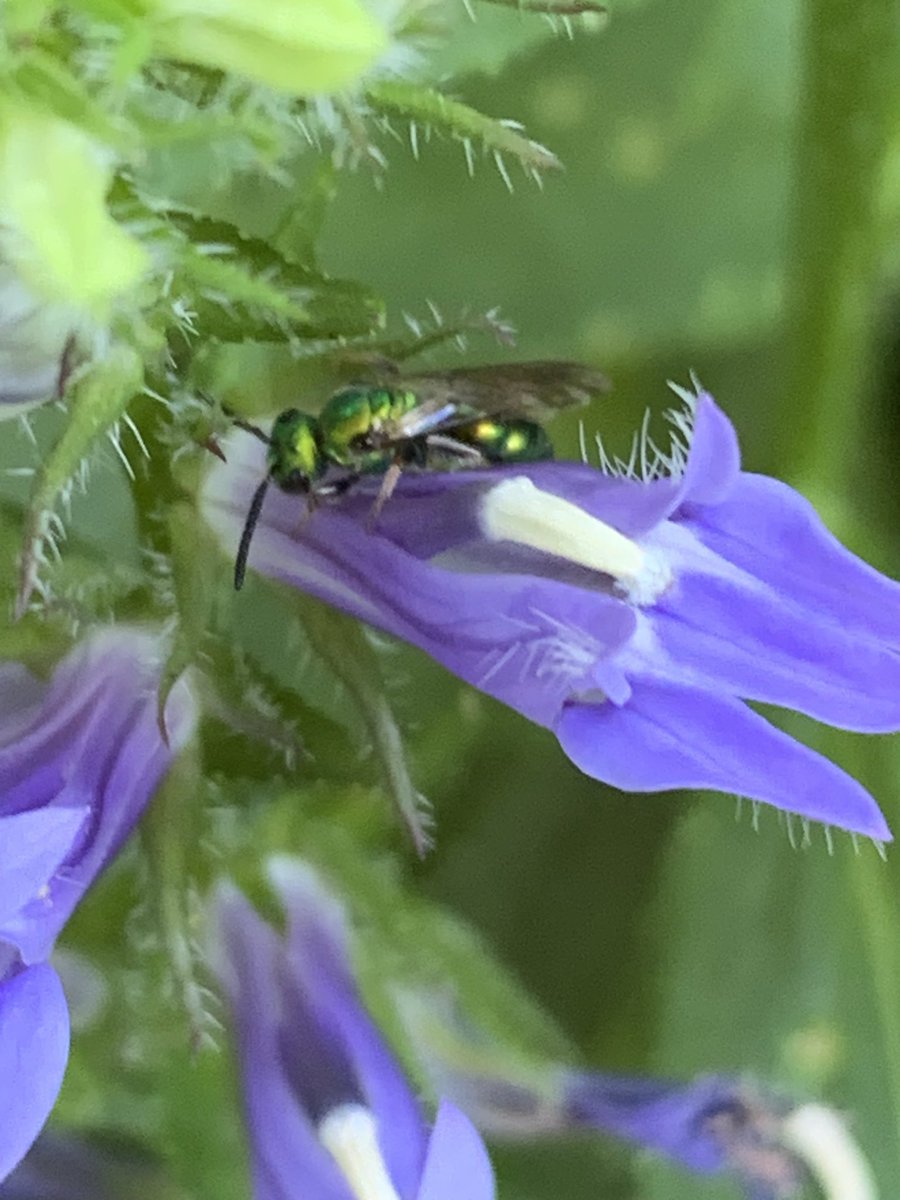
(0, 105, 147, 315)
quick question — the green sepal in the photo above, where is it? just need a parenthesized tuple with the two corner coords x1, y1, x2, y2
(364, 80, 562, 186)
(166, 215, 384, 342)
(270, 160, 337, 269)
(16, 343, 145, 618)
(4, 0, 55, 35)
(148, 0, 387, 97)
(109, 185, 384, 343)
(155, 499, 218, 741)
(11, 50, 135, 152)
(0, 611, 72, 675)
(289, 594, 433, 859)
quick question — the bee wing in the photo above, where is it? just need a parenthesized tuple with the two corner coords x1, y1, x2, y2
(380, 396, 466, 441)
(395, 361, 610, 426)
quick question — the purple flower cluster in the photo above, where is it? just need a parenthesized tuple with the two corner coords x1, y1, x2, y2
(202, 385, 900, 839)
(0, 629, 197, 1183)
(211, 860, 496, 1200)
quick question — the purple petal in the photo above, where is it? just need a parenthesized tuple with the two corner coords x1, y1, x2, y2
(0, 808, 87, 928)
(212, 884, 353, 1200)
(563, 1072, 802, 1197)
(674, 393, 741, 508)
(648, 571, 900, 731)
(272, 861, 429, 1197)
(416, 1102, 495, 1200)
(0, 964, 69, 1184)
(564, 1073, 731, 1171)
(681, 472, 900, 647)
(0, 630, 198, 964)
(556, 682, 891, 839)
(207, 438, 635, 727)
(204, 431, 683, 561)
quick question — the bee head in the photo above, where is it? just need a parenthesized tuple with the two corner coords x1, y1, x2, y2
(267, 408, 325, 492)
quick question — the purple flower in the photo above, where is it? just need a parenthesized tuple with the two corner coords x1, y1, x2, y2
(562, 1071, 801, 1197)
(403, 1002, 867, 1200)
(560, 1073, 876, 1198)
(202, 384, 900, 839)
(0, 628, 198, 1184)
(211, 860, 496, 1200)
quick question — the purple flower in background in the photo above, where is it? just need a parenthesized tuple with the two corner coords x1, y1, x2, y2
(442, 1068, 803, 1197)
(0, 628, 198, 1184)
(563, 1072, 801, 1197)
(211, 860, 496, 1200)
(202, 383, 900, 838)
(402, 996, 875, 1200)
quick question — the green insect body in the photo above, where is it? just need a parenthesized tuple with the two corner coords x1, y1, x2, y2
(234, 360, 609, 590)
(266, 409, 325, 490)
(317, 386, 421, 472)
(448, 416, 553, 464)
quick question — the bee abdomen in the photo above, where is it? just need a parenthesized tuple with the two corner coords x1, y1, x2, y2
(453, 418, 553, 463)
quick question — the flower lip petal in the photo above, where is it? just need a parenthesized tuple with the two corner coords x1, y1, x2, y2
(211, 882, 354, 1200)
(557, 681, 892, 840)
(0, 628, 199, 965)
(0, 806, 87, 932)
(0, 963, 70, 1185)
(674, 391, 741, 508)
(642, 567, 900, 732)
(564, 1072, 745, 1173)
(682, 472, 900, 647)
(270, 860, 430, 1196)
(416, 1101, 496, 1200)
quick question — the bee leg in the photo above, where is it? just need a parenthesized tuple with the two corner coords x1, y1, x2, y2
(291, 490, 319, 534)
(321, 473, 361, 498)
(366, 461, 403, 531)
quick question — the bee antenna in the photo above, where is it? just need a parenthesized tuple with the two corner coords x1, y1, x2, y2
(232, 417, 272, 446)
(234, 476, 271, 591)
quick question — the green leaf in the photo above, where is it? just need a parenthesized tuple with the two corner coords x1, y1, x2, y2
(155, 499, 219, 735)
(11, 50, 135, 151)
(365, 80, 561, 187)
(148, 209, 384, 341)
(0, 104, 148, 316)
(148, 0, 388, 96)
(290, 595, 432, 858)
(16, 344, 144, 617)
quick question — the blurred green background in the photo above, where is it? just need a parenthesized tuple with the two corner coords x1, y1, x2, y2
(4, 0, 900, 1197)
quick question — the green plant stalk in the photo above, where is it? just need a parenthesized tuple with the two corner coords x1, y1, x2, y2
(293, 594, 432, 858)
(129, 399, 209, 1049)
(783, 0, 900, 1172)
(780, 0, 896, 496)
(141, 737, 209, 1055)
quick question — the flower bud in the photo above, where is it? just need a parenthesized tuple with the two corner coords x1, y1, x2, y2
(0, 106, 147, 320)
(150, 0, 388, 95)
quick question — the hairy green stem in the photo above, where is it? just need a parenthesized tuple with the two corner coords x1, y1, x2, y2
(295, 596, 432, 858)
(780, 0, 896, 493)
(141, 737, 209, 1054)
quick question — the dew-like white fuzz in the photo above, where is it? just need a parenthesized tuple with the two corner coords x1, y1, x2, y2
(782, 1104, 877, 1200)
(318, 1104, 402, 1200)
(480, 477, 672, 605)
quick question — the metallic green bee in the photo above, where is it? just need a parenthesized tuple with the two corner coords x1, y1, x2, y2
(233, 360, 609, 590)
